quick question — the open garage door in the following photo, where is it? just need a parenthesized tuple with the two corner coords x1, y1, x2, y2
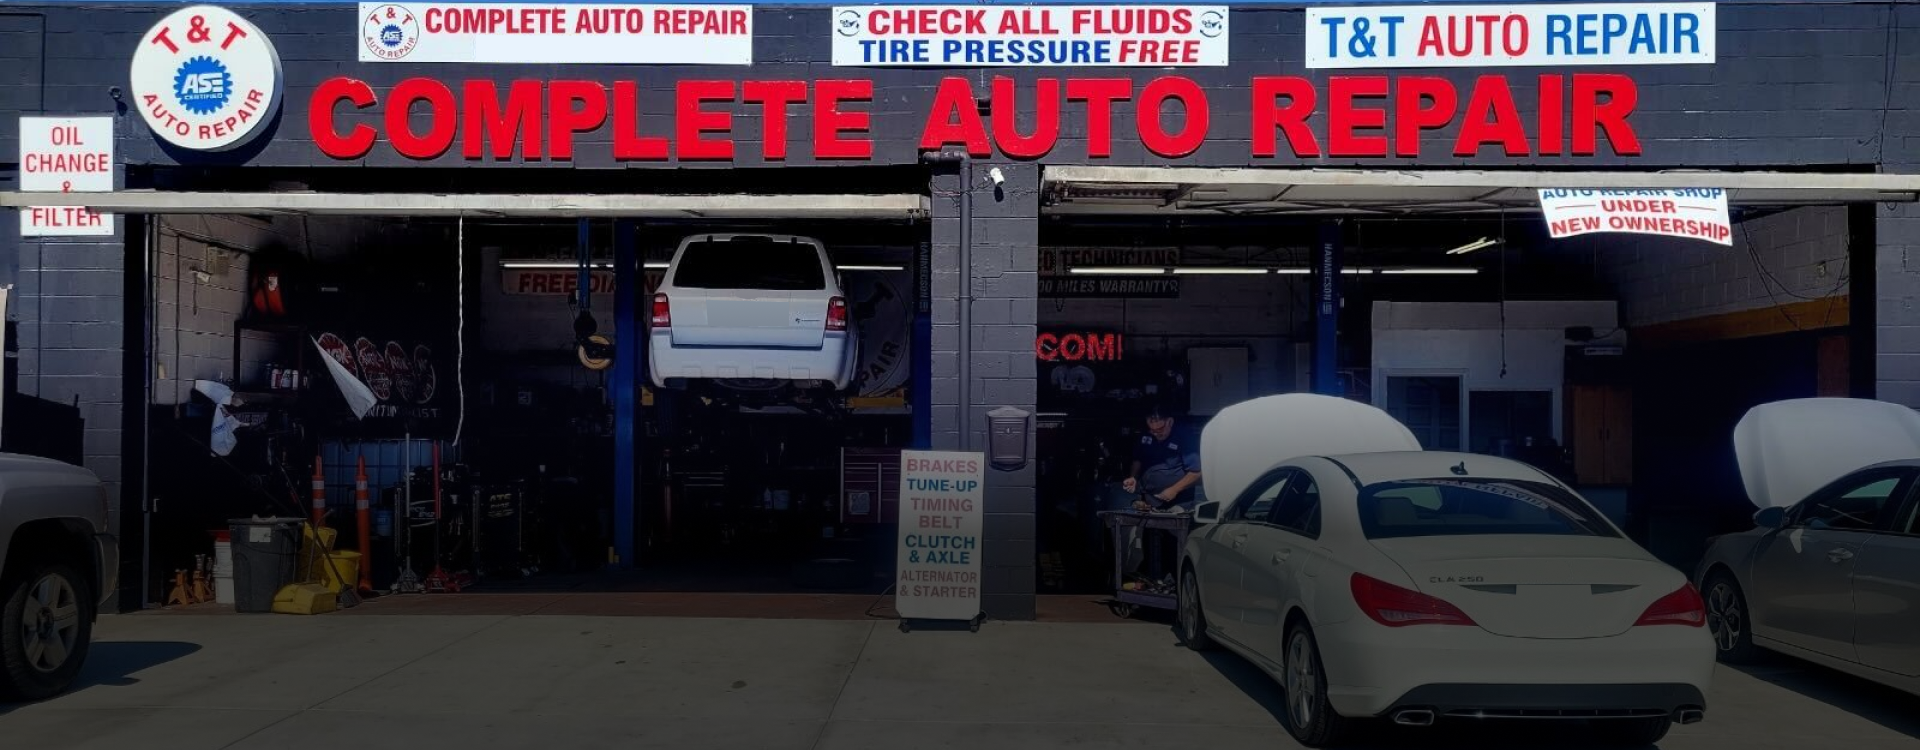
(0, 191, 927, 219)
(1043, 167, 1920, 216)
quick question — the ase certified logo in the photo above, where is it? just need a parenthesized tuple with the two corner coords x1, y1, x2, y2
(362, 4, 421, 61)
(130, 5, 283, 152)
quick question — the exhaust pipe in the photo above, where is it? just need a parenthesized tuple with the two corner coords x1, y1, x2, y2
(1391, 709, 1436, 727)
(1676, 708, 1705, 725)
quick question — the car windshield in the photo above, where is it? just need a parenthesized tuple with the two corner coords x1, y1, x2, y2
(671, 237, 826, 291)
(1356, 478, 1618, 540)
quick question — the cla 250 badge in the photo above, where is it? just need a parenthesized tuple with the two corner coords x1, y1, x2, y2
(130, 5, 284, 151)
(1430, 576, 1486, 584)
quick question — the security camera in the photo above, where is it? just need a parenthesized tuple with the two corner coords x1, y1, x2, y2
(989, 168, 1006, 186)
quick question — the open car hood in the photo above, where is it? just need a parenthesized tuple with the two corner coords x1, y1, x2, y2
(1200, 394, 1422, 509)
(1733, 397, 1920, 509)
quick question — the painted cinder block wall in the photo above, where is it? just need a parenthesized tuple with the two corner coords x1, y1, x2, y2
(2, 3, 1919, 616)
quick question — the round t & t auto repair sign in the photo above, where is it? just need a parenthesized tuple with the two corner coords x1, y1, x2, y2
(130, 5, 284, 152)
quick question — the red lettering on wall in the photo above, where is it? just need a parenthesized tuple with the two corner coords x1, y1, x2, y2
(386, 78, 457, 160)
(1036, 332, 1125, 362)
(920, 77, 991, 156)
(1454, 75, 1528, 157)
(1328, 76, 1389, 157)
(1252, 76, 1318, 158)
(992, 76, 1060, 159)
(1137, 76, 1207, 158)
(676, 80, 735, 160)
(310, 77, 377, 159)
(1573, 73, 1641, 156)
(1066, 79, 1131, 158)
(462, 80, 543, 160)
(814, 79, 874, 160)
(744, 80, 807, 160)
(548, 80, 609, 160)
(1393, 76, 1456, 158)
(612, 81, 671, 160)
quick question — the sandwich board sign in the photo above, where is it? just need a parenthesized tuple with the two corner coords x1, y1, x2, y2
(896, 450, 985, 625)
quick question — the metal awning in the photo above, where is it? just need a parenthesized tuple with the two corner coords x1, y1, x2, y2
(1044, 167, 1920, 216)
(0, 191, 928, 219)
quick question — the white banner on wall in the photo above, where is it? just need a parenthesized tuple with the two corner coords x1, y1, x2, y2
(1538, 188, 1732, 246)
(896, 450, 985, 622)
(833, 5, 1229, 67)
(1305, 3, 1716, 69)
(18, 116, 114, 237)
(357, 3, 754, 64)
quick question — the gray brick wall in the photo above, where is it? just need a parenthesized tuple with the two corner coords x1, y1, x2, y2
(1875, 2, 1920, 407)
(930, 161, 1039, 620)
(1572, 207, 1849, 329)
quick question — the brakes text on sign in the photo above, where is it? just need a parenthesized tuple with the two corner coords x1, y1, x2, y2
(19, 116, 115, 238)
(358, 3, 752, 64)
(1537, 188, 1732, 245)
(1306, 3, 1715, 69)
(896, 450, 986, 621)
(833, 5, 1229, 67)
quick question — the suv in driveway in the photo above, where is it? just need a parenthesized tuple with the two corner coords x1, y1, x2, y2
(0, 453, 117, 701)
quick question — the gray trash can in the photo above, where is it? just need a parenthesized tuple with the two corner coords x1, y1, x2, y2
(227, 517, 302, 613)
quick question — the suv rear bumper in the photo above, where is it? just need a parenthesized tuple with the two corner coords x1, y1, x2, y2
(93, 533, 119, 611)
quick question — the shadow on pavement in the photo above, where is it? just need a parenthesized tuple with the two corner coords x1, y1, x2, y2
(1729, 656, 1920, 740)
(0, 641, 202, 717)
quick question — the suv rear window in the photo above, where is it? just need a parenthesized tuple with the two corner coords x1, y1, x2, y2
(671, 236, 826, 291)
(1357, 479, 1618, 540)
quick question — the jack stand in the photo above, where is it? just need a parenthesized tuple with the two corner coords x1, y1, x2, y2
(392, 559, 423, 594)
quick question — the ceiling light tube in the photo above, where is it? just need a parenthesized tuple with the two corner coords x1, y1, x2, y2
(1273, 268, 1312, 275)
(1069, 266, 1170, 275)
(1380, 268, 1481, 275)
(1446, 238, 1498, 255)
(643, 262, 670, 269)
(1341, 268, 1375, 275)
(836, 265, 906, 271)
(1172, 267, 1269, 275)
(500, 261, 612, 269)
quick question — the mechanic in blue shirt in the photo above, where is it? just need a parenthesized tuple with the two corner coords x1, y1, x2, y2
(1121, 403, 1204, 584)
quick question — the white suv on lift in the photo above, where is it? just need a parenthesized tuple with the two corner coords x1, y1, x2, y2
(648, 233, 859, 392)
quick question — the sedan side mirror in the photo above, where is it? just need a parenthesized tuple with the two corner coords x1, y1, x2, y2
(1193, 501, 1222, 524)
(1754, 506, 1789, 529)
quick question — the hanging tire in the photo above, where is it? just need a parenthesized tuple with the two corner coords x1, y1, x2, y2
(1592, 716, 1674, 746)
(1281, 622, 1352, 747)
(0, 563, 94, 702)
(1704, 572, 1761, 664)
(1176, 567, 1216, 651)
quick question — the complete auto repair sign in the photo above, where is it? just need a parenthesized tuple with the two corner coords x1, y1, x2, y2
(357, 3, 752, 64)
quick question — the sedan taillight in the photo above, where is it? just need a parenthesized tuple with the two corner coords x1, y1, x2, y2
(1634, 583, 1707, 627)
(1351, 573, 1477, 627)
(826, 296, 848, 332)
(651, 294, 671, 328)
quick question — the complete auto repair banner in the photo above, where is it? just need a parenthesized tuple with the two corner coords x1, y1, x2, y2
(308, 72, 1644, 161)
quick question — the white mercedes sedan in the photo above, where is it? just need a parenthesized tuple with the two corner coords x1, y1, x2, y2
(1177, 394, 1714, 747)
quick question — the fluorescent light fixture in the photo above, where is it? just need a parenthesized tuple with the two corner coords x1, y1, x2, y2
(500, 261, 612, 269)
(1380, 268, 1481, 275)
(1341, 268, 1375, 275)
(1273, 268, 1312, 275)
(643, 262, 670, 269)
(836, 264, 906, 272)
(1069, 266, 1169, 275)
(1446, 237, 1499, 255)
(1172, 267, 1268, 275)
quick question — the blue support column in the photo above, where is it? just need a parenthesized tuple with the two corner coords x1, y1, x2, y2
(611, 220, 639, 569)
(912, 241, 933, 449)
(1314, 220, 1343, 396)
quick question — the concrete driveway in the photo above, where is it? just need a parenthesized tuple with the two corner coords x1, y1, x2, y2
(2, 613, 1915, 750)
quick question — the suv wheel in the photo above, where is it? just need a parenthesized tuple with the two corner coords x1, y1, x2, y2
(0, 563, 94, 701)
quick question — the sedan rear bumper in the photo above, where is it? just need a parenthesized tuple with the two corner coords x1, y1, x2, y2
(1317, 622, 1714, 718)
(1386, 682, 1706, 720)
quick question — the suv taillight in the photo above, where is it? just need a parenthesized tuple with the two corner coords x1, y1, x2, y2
(1351, 573, 1476, 627)
(651, 294, 671, 328)
(1634, 583, 1707, 627)
(826, 296, 847, 332)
